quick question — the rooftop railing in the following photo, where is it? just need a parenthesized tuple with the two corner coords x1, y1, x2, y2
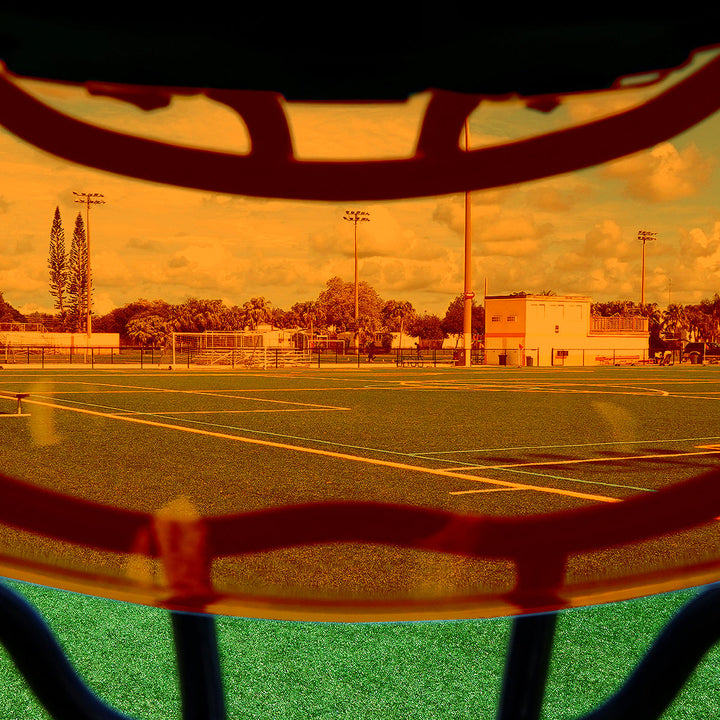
(590, 316, 648, 334)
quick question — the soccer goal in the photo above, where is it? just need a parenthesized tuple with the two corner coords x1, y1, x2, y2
(171, 331, 311, 369)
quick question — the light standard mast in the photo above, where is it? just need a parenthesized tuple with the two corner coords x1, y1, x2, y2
(343, 210, 370, 356)
(638, 230, 657, 307)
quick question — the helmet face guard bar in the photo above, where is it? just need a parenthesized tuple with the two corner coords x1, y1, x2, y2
(0, 35, 720, 620)
(0, 51, 719, 201)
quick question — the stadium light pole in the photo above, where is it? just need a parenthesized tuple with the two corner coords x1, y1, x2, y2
(73, 191, 105, 342)
(343, 210, 370, 356)
(638, 230, 657, 307)
(462, 117, 474, 367)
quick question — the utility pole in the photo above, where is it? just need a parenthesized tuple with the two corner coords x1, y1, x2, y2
(343, 210, 370, 357)
(73, 192, 105, 342)
(637, 230, 657, 307)
(463, 117, 474, 367)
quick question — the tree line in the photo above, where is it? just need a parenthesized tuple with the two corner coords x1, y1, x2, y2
(7, 207, 720, 350)
(87, 277, 485, 349)
(47, 206, 91, 332)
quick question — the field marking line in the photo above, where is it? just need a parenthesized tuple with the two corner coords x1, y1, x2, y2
(40, 386, 375, 395)
(67, 379, 350, 411)
(415, 436, 720, 456)
(456, 449, 720, 471)
(111, 408, 340, 415)
(24, 397, 620, 504)
(662, 394, 720, 401)
(449, 487, 523, 495)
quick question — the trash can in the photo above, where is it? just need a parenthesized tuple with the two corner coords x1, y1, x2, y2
(526, 356, 533, 367)
(499, 354, 507, 366)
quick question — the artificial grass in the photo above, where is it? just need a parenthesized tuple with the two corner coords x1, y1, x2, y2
(0, 580, 718, 719)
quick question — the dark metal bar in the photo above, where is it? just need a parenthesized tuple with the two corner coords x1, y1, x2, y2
(170, 610, 226, 720)
(496, 611, 558, 720)
(0, 582, 134, 720)
(581, 584, 720, 720)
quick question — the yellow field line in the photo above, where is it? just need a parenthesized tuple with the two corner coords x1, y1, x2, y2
(69, 380, 348, 410)
(112, 408, 340, 415)
(25, 398, 620, 504)
(458, 449, 720, 471)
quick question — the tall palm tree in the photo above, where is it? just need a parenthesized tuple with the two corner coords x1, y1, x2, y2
(242, 296, 272, 331)
(382, 299, 415, 352)
(662, 303, 687, 340)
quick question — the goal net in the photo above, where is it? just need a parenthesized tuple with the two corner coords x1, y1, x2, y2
(171, 331, 310, 368)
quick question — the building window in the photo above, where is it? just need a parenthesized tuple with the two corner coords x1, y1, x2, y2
(506, 315, 517, 322)
(491, 315, 501, 322)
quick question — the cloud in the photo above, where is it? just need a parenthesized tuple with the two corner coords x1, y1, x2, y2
(583, 220, 633, 259)
(603, 142, 714, 202)
(524, 182, 592, 212)
(126, 237, 162, 251)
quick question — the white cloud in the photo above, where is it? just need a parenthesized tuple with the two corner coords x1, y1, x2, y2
(603, 142, 714, 202)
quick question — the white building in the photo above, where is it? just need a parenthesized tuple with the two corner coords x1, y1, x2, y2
(484, 294, 649, 367)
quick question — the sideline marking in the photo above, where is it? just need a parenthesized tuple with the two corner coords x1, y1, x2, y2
(416, 436, 720, 455)
(26, 397, 620, 504)
(63, 380, 350, 411)
(112, 408, 339, 415)
(450, 487, 523, 496)
(457, 449, 720, 471)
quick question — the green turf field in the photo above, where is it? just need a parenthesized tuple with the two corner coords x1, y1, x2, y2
(0, 364, 719, 717)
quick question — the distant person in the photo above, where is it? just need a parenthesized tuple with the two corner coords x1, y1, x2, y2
(415, 341, 421, 358)
(367, 342, 376, 362)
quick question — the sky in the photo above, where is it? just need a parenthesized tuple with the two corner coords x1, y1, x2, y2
(1, 47, 720, 319)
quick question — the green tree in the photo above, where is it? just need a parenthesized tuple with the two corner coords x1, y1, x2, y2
(290, 300, 325, 341)
(410, 313, 446, 342)
(67, 212, 90, 331)
(381, 299, 416, 351)
(94, 300, 172, 342)
(317, 276, 384, 331)
(126, 314, 172, 347)
(591, 300, 637, 317)
(661, 303, 687, 340)
(48, 206, 68, 323)
(171, 298, 226, 333)
(242, 296, 272, 330)
(0, 292, 26, 324)
(440, 295, 484, 336)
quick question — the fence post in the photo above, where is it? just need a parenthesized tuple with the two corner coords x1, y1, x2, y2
(140, 348, 144, 369)
(91, 347, 94, 369)
(41, 348, 44, 369)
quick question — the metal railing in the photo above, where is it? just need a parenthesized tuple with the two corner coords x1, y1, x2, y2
(590, 316, 649, 334)
(0, 345, 164, 368)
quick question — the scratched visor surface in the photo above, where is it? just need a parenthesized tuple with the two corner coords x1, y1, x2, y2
(1, 48, 720, 620)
